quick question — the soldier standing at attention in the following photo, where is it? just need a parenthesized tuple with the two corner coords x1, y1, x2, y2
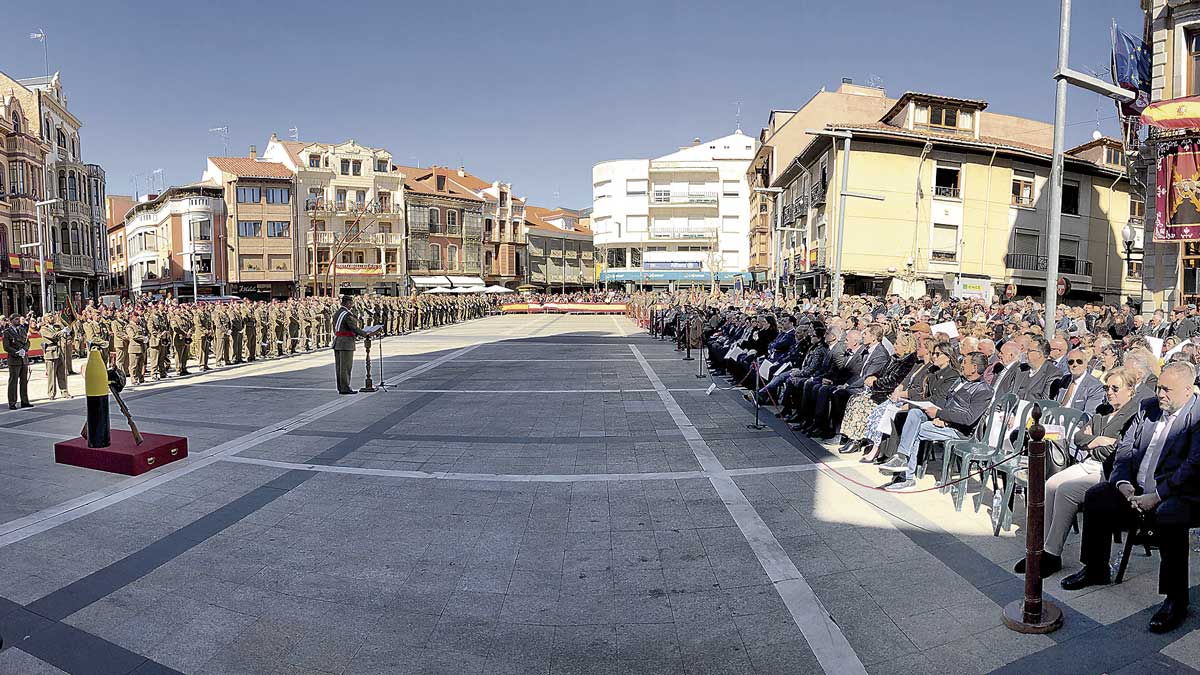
(150, 307, 171, 379)
(40, 312, 71, 400)
(212, 303, 229, 367)
(229, 302, 244, 364)
(111, 310, 129, 375)
(332, 295, 369, 395)
(170, 305, 193, 376)
(4, 314, 31, 409)
(244, 301, 258, 362)
(194, 304, 214, 371)
(127, 312, 149, 384)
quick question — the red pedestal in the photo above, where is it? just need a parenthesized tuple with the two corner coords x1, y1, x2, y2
(54, 430, 188, 476)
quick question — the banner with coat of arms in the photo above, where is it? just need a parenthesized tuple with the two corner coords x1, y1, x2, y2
(1154, 140, 1200, 242)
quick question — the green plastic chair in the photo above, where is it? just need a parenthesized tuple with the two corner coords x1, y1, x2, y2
(991, 405, 1087, 535)
(939, 393, 1020, 511)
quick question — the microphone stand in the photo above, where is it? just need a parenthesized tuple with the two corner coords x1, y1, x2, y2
(377, 329, 389, 392)
(746, 363, 767, 430)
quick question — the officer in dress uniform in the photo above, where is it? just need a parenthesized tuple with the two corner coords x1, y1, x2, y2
(4, 314, 32, 409)
(332, 295, 369, 395)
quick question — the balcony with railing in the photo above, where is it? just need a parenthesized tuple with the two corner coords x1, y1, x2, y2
(650, 190, 719, 206)
(810, 183, 826, 206)
(375, 232, 405, 246)
(649, 224, 717, 240)
(53, 253, 95, 275)
(1004, 253, 1093, 277)
(933, 185, 961, 200)
(792, 195, 807, 214)
(6, 135, 45, 158)
(782, 205, 794, 225)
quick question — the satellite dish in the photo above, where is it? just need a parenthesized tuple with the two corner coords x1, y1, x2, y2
(1092, 129, 1103, 141)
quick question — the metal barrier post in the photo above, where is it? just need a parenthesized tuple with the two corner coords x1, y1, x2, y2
(1003, 403, 1063, 634)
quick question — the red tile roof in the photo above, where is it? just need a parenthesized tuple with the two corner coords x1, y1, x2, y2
(209, 157, 294, 179)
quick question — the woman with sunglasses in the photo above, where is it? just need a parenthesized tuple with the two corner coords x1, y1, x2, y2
(1014, 367, 1141, 578)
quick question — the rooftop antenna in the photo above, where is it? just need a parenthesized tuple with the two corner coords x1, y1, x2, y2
(151, 168, 164, 193)
(208, 126, 229, 156)
(410, 154, 419, 168)
(131, 176, 139, 201)
(867, 74, 884, 89)
(29, 30, 48, 80)
(733, 101, 743, 133)
(288, 126, 299, 142)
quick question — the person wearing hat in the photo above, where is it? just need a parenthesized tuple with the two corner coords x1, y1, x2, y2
(1167, 306, 1197, 340)
(39, 312, 71, 400)
(332, 295, 371, 395)
(3, 313, 31, 409)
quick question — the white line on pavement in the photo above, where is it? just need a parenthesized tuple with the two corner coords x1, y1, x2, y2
(629, 344, 868, 675)
(220, 455, 841, 483)
(0, 344, 479, 549)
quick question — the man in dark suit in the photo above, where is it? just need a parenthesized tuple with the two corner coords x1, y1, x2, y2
(988, 340, 1029, 401)
(791, 329, 863, 430)
(1061, 361, 1200, 633)
(806, 326, 888, 439)
(1053, 349, 1106, 416)
(1022, 336, 1059, 401)
(1167, 306, 1197, 339)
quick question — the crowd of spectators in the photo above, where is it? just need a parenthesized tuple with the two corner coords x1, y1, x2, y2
(641, 289, 1200, 635)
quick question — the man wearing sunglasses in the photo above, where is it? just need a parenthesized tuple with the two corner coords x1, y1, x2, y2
(1053, 349, 1106, 416)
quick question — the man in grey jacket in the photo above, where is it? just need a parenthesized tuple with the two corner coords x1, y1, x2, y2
(880, 352, 993, 491)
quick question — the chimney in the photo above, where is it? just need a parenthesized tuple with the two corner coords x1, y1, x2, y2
(458, 166, 465, 177)
(693, 138, 701, 146)
(269, 132, 278, 142)
(249, 145, 257, 159)
(842, 77, 853, 84)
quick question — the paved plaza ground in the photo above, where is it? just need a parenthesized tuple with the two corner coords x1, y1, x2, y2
(0, 313, 1199, 674)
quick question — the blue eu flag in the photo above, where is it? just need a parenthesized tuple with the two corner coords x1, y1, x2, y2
(1114, 25, 1152, 115)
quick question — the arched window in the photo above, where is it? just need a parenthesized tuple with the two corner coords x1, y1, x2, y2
(428, 207, 440, 231)
(67, 172, 77, 201)
(70, 224, 80, 255)
(58, 223, 69, 254)
(447, 245, 458, 268)
(57, 171, 66, 200)
(484, 250, 493, 273)
(11, 113, 20, 134)
(0, 163, 5, 196)
(42, 117, 50, 140)
(70, 137, 76, 159)
(430, 243, 441, 267)
(56, 129, 65, 148)
(446, 210, 458, 227)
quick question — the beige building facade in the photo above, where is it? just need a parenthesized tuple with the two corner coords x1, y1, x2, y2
(769, 90, 1141, 304)
(262, 136, 405, 296)
(122, 185, 226, 299)
(201, 151, 298, 299)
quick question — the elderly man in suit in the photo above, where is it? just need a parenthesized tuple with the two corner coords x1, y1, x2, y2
(1060, 361, 1200, 633)
(792, 329, 864, 431)
(1054, 349, 1106, 416)
(879, 351, 994, 491)
(1050, 337, 1071, 377)
(807, 325, 889, 439)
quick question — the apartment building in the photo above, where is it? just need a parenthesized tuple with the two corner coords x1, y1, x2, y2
(104, 194, 135, 296)
(747, 81, 897, 286)
(592, 131, 757, 288)
(201, 149, 297, 299)
(474, 179, 526, 289)
(395, 165, 485, 289)
(524, 206, 594, 290)
(262, 136, 404, 296)
(768, 89, 1140, 304)
(0, 87, 49, 314)
(121, 185, 226, 299)
(6, 72, 107, 304)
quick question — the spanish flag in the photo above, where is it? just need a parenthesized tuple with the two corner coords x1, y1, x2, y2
(1141, 95, 1200, 130)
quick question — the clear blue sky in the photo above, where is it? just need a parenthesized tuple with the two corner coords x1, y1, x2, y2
(0, 0, 1145, 210)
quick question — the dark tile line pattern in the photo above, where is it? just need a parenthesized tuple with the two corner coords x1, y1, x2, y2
(134, 416, 263, 432)
(0, 596, 184, 675)
(24, 470, 315, 621)
(307, 393, 443, 465)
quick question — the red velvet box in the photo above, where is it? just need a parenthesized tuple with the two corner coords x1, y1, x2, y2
(54, 430, 188, 476)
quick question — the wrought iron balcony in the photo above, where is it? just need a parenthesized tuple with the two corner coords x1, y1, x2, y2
(1004, 253, 1093, 276)
(810, 183, 826, 206)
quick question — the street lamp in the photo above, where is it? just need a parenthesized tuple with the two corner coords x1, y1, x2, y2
(1122, 220, 1141, 310)
(22, 198, 61, 313)
(805, 129, 885, 314)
